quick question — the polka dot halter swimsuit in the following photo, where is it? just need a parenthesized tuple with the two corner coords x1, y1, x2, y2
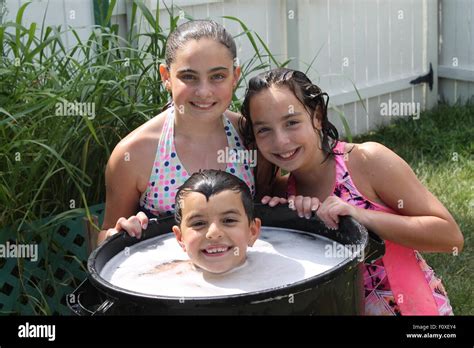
(139, 106, 255, 217)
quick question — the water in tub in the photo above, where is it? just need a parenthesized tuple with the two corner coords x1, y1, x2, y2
(100, 226, 356, 297)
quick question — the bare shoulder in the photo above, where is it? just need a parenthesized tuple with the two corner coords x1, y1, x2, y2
(346, 141, 415, 184)
(348, 141, 390, 157)
(119, 110, 166, 151)
(107, 110, 167, 188)
(224, 110, 244, 132)
(344, 142, 409, 204)
(346, 141, 401, 172)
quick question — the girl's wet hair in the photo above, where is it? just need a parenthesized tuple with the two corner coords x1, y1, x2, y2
(239, 68, 340, 185)
(240, 68, 339, 157)
(174, 169, 254, 225)
(165, 19, 237, 67)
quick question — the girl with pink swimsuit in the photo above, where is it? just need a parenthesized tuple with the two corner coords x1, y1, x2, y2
(240, 68, 463, 315)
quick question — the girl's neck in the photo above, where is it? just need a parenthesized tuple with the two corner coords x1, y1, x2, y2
(291, 154, 336, 200)
(174, 110, 224, 140)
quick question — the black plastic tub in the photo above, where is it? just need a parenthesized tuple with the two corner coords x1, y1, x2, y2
(67, 204, 384, 315)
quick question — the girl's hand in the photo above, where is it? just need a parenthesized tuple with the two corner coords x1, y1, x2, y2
(287, 195, 321, 219)
(104, 212, 149, 240)
(316, 196, 358, 230)
(261, 195, 288, 207)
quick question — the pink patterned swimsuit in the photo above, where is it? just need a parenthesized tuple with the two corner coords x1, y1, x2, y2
(287, 141, 453, 315)
(139, 106, 255, 217)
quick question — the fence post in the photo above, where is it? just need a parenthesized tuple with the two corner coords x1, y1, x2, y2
(424, 0, 439, 109)
(286, 0, 299, 70)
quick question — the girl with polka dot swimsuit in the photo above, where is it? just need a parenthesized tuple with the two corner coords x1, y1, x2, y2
(98, 20, 255, 244)
(139, 105, 254, 218)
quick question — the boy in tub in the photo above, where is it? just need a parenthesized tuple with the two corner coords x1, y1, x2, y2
(172, 169, 261, 274)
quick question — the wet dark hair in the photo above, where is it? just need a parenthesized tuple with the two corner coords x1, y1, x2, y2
(165, 19, 237, 67)
(174, 169, 254, 225)
(239, 68, 340, 184)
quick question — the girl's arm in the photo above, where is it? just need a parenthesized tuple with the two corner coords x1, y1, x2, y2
(97, 114, 165, 245)
(97, 140, 148, 244)
(321, 142, 463, 253)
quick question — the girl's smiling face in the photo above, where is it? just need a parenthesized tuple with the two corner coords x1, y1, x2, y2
(160, 38, 240, 118)
(249, 85, 323, 173)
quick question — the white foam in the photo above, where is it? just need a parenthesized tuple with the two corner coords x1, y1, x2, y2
(100, 227, 352, 297)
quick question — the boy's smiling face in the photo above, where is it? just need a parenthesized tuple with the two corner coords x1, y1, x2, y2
(172, 190, 261, 274)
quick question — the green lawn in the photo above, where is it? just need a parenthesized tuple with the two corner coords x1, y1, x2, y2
(353, 103, 473, 315)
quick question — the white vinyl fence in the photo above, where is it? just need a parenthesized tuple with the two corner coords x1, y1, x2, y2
(3, 0, 473, 135)
(438, 0, 474, 105)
